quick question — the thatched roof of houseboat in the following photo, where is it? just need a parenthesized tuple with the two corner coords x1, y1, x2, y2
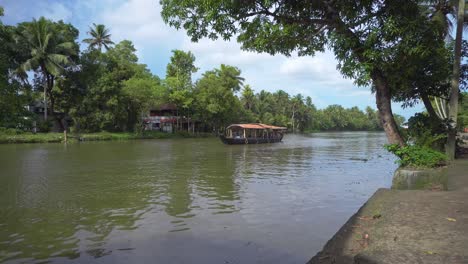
(227, 123, 287, 130)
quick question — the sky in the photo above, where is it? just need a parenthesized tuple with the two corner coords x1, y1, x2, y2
(1, 0, 426, 119)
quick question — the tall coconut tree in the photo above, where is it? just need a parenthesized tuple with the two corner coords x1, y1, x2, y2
(241, 85, 255, 111)
(17, 17, 77, 123)
(83, 23, 114, 51)
(422, 0, 466, 158)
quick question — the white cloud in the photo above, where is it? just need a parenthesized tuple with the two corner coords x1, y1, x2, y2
(182, 38, 274, 66)
(100, 0, 183, 47)
(279, 52, 354, 86)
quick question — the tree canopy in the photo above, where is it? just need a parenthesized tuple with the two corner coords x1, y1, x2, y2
(4, 5, 454, 136)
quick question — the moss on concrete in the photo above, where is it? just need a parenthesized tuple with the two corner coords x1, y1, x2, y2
(391, 167, 448, 190)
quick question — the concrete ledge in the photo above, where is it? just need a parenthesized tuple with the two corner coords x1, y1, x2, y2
(391, 167, 447, 190)
(355, 250, 468, 264)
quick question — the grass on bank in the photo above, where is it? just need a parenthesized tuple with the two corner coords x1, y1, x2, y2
(0, 129, 213, 144)
(0, 132, 65, 143)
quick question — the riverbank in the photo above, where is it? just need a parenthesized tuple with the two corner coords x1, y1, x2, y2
(308, 159, 468, 263)
(0, 131, 213, 144)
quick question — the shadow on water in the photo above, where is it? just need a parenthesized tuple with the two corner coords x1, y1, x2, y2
(0, 132, 396, 263)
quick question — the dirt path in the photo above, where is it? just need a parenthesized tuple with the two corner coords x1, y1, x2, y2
(308, 159, 468, 264)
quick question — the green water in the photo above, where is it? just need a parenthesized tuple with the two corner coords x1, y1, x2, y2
(0, 132, 396, 264)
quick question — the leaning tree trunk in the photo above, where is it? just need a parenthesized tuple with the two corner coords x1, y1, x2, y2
(421, 92, 438, 119)
(372, 70, 405, 146)
(333, 19, 405, 146)
(446, 0, 465, 160)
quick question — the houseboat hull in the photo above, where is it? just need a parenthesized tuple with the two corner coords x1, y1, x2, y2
(219, 135, 283, 145)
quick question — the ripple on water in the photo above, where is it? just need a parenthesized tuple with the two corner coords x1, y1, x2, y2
(0, 132, 397, 263)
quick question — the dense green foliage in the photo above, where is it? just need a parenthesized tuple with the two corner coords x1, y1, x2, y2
(237, 92, 396, 132)
(458, 92, 468, 130)
(64, 41, 165, 132)
(16, 17, 79, 131)
(0, 11, 33, 129)
(0, 12, 400, 134)
(385, 144, 447, 168)
(405, 113, 448, 151)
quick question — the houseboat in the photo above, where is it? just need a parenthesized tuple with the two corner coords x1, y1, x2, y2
(220, 123, 287, 145)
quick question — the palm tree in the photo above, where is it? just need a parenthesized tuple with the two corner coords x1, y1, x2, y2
(83, 23, 114, 51)
(17, 17, 76, 122)
(216, 64, 245, 92)
(423, 0, 466, 158)
(446, 0, 466, 159)
(290, 94, 304, 133)
(241, 85, 255, 111)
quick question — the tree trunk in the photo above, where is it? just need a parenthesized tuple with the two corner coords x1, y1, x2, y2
(372, 70, 405, 146)
(446, 0, 465, 160)
(42, 66, 49, 121)
(47, 75, 65, 132)
(176, 109, 179, 133)
(291, 110, 295, 133)
(187, 111, 190, 133)
(331, 18, 405, 146)
(49, 89, 65, 132)
(43, 83, 48, 121)
(420, 92, 438, 119)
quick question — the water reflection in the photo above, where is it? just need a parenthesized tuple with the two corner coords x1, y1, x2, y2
(0, 132, 396, 263)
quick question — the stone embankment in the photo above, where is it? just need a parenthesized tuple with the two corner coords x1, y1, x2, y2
(308, 159, 468, 264)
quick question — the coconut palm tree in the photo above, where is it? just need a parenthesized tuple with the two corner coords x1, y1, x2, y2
(241, 85, 255, 111)
(423, 0, 466, 158)
(446, 0, 466, 159)
(83, 23, 114, 51)
(17, 17, 77, 122)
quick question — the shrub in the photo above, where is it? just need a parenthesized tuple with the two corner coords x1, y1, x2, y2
(405, 113, 447, 151)
(0, 127, 24, 135)
(37, 120, 53, 133)
(385, 144, 447, 168)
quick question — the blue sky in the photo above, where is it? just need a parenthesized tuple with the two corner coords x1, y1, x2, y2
(1, 0, 426, 119)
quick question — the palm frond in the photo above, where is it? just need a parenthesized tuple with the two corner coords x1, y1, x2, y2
(43, 32, 52, 51)
(48, 53, 70, 66)
(44, 59, 63, 76)
(21, 57, 39, 72)
(56, 42, 78, 55)
(82, 38, 94, 44)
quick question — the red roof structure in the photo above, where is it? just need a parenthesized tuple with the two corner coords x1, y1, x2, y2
(226, 123, 287, 130)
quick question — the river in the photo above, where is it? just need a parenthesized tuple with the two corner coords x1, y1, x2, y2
(0, 132, 396, 264)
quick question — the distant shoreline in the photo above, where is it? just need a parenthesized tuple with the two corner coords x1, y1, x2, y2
(0, 130, 386, 144)
(0, 131, 212, 144)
